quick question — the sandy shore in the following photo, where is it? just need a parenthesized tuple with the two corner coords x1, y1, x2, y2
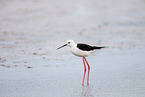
(0, 0, 145, 97)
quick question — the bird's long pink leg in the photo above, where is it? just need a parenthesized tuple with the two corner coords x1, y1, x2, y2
(84, 57, 90, 86)
(82, 57, 86, 86)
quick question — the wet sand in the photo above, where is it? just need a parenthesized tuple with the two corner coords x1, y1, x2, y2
(0, 0, 145, 97)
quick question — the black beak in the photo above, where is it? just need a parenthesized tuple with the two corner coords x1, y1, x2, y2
(57, 44, 67, 50)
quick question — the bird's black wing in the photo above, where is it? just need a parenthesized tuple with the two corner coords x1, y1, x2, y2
(77, 43, 105, 51)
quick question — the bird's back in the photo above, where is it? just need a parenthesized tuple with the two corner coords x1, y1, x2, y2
(77, 43, 105, 51)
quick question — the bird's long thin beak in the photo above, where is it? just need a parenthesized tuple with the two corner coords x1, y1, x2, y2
(57, 44, 67, 50)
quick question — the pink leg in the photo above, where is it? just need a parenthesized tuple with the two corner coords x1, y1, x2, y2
(82, 57, 86, 86)
(84, 57, 90, 86)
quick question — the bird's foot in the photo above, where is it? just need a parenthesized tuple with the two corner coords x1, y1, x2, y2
(82, 84, 84, 86)
(87, 83, 89, 86)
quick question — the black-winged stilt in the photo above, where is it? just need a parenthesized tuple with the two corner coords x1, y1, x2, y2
(57, 40, 106, 86)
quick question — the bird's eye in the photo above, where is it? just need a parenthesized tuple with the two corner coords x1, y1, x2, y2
(68, 42, 70, 44)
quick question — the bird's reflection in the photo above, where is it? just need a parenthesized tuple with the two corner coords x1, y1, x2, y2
(81, 86, 94, 97)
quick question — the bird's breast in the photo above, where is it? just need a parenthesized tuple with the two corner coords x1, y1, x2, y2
(70, 47, 91, 57)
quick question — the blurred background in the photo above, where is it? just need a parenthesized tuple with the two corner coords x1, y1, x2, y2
(0, 0, 145, 62)
(0, 0, 145, 97)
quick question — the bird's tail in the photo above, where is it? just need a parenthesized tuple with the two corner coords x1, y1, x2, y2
(94, 46, 108, 49)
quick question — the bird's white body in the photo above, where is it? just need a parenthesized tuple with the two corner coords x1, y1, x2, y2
(69, 43, 98, 57)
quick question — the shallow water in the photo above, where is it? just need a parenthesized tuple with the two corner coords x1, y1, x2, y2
(0, 49, 145, 97)
(0, 0, 145, 97)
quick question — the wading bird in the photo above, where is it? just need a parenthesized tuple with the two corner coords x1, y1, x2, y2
(57, 40, 106, 86)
